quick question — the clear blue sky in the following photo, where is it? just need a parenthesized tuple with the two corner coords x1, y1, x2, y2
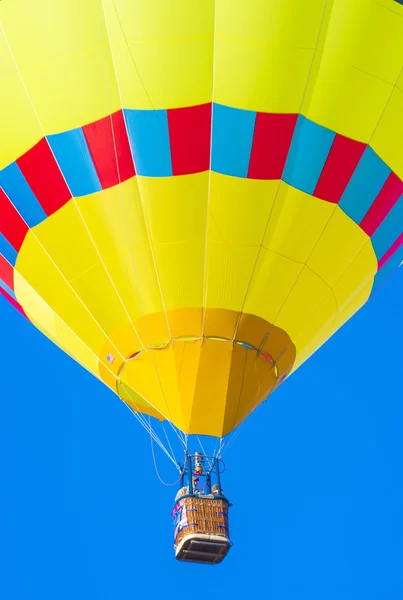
(1, 270, 403, 600)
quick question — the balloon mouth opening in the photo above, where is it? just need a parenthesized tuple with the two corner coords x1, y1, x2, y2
(122, 336, 278, 376)
(96, 308, 296, 437)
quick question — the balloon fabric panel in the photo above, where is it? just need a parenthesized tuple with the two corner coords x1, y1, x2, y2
(0, 0, 402, 436)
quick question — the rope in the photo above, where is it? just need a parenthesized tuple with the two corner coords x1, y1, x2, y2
(0, 262, 181, 471)
(148, 417, 185, 486)
(218, 426, 242, 459)
(196, 435, 213, 471)
(211, 436, 219, 460)
(120, 383, 180, 464)
(124, 404, 177, 466)
(161, 421, 177, 462)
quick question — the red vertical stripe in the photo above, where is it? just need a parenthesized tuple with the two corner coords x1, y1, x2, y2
(314, 134, 366, 203)
(112, 110, 136, 182)
(0, 286, 26, 317)
(168, 103, 212, 175)
(247, 113, 298, 180)
(378, 231, 403, 269)
(17, 138, 71, 216)
(0, 189, 29, 251)
(83, 110, 135, 189)
(0, 254, 14, 290)
(360, 172, 403, 236)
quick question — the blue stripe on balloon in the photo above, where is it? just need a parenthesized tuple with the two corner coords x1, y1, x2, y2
(47, 129, 102, 197)
(372, 246, 403, 293)
(371, 194, 403, 260)
(0, 162, 46, 228)
(282, 116, 335, 195)
(0, 234, 18, 266)
(0, 277, 17, 300)
(338, 147, 390, 224)
(211, 104, 256, 178)
(124, 109, 172, 177)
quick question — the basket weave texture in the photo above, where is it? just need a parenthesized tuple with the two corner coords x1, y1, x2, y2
(174, 497, 229, 547)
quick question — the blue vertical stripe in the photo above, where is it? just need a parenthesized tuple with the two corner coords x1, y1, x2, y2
(371, 195, 403, 260)
(211, 104, 256, 178)
(0, 163, 46, 228)
(47, 129, 102, 197)
(124, 109, 172, 177)
(339, 147, 390, 224)
(0, 234, 18, 266)
(282, 116, 335, 194)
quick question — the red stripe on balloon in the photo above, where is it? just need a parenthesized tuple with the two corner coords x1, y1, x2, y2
(247, 113, 298, 180)
(83, 110, 135, 189)
(0, 188, 29, 251)
(0, 286, 26, 317)
(0, 254, 14, 291)
(17, 138, 71, 216)
(360, 172, 403, 236)
(168, 103, 212, 175)
(378, 231, 403, 270)
(314, 134, 366, 203)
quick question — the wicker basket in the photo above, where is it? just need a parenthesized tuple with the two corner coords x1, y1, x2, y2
(174, 496, 230, 548)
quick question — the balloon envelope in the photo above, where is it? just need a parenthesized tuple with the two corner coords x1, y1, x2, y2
(0, 0, 403, 437)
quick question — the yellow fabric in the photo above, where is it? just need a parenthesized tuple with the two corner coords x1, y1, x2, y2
(214, 0, 325, 113)
(3, 0, 400, 436)
(1, 0, 401, 157)
(119, 332, 281, 437)
(103, 0, 214, 109)
(14, 176, 377, 435)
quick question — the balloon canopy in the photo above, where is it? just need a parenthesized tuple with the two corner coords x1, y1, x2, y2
(1, 0, 403, 438)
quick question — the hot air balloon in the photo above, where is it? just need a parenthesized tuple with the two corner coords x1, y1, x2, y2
(1, 0, 403, 564)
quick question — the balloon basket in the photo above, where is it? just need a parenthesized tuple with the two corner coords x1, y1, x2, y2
(172, 453, 231, 564)
(173, 495, 231, 564)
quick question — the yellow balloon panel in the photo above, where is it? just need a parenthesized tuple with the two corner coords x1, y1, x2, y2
(301, 0, 403, 142)
(290, 292, 338, 372)
(274, 266, 332, 341)
(371, 78, 403, 181)
(262, 184, 336, 264)
(75, 180, 169, 329)
(1, 0, 104, 68)
(242, 249, 304, 322)
(216, 0, 325, 47)
(214, 0, 325, 113)
(307, 206, 372, 288)
(138, 174, 208, 314)
(117, 381, 165, 420)
(0, 34, 42, 169)
(137, 174, 208, 245)
(213, 36, 313, 114)
(205, 243, 260, 313)
(292, 280, 374, 372)
(333, 242, 377, 311)
(208, 174, 278, 245)
(76, 179, 166, 325)
(0, 0, 120, 133)
(103, 0, 214, 109)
